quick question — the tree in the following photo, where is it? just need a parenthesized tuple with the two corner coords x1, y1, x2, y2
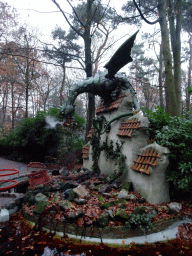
(122, 0, 184, 116)
(44, 27, 81, 106)
(51, 0, 117, 139)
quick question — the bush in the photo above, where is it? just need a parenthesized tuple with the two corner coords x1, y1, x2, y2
(144, 107, 192, 196)
(0, 111, 64, 163)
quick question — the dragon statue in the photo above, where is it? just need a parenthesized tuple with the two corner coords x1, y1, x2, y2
(60, 31, 140, 131)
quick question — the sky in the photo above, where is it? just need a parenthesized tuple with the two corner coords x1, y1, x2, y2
(4, 0, 157, 73)
(5, 0, 140, 46)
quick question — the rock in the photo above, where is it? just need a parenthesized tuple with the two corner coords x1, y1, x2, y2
(117, 190, 130, 199)
(73, 185, 89, 198)
(94, 181, 103, 186)
(111, 181, 120, 189)
(65, 209, 84, 221)
(82, 181, 91, 186)
(61, 169, 69, 177)
(115, 208, 129, 221)
(52, 191, 60, 203)
(35, 193, 48, 203)
(62, 189, 76, 201)
(99, 184, 112, 193)
(100, 201, 115, 209)
(102, 193, 111, 198)
(61, 181, 78, 192)
(52, 169, 60, 176)
(107, 210, 114, 219)
(168, 202, 182, 213)
(89, 184, 100, 191)
(77, 167, 90, 173)
(128, 194, 137, 200)
(34, 200, 47, 214)
(58, 200, 73, 210)
(65, 213, 78, 221)
(121, 182, 132, 191)
(97, 212, 109, 227)
(77, 209, 84, 217)
(74, 198, 87, 205)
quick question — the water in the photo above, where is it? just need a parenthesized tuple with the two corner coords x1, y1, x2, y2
(45, 116, 62, 129)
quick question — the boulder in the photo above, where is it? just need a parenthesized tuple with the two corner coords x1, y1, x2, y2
(61, 169, 69, 177)
(61, 181, 78, 192)
(97, 212, 109, 227)
(73, 185, 89, 198)
(74, 198, 87, 205)
(168, 202, 182, 213)
(117, 190, 129, 200)
(62, 189, 76, 201)
(34, 200, 47, 214)
(58, 200, 73, 211)
(115, 208, 129, 221)
(99, 184, 112, 193)
(35, 193, 48, 203)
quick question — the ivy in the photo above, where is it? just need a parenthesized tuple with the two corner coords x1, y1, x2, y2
(91, 131, 127, 180)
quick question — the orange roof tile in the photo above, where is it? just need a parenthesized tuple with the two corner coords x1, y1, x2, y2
(96, 94, 125, 114)
(131, 149, 161, 175)
(82, 144, 90, 159)
(117, 118, 140, 137)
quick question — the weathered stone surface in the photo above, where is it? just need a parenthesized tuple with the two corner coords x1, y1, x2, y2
(34, 200, 47, 214)
(58, 200, 73, 210)
(73, 185, 89, 198)
(115, 208, 129, 221)
(74, 198, 87, 205)
(62, 189, 76, 201)
(61, 181, 78, 192)
(99, 184, 112, 193)
(61, 169, 69, 177)
(107, 209, 114, 219)
(117, 190, 129, 199)
(35, 193, 47, 203)
(128, 194, 137, 200)
(111, 181, 120, 189)
(168, 202, 182, 213)
(97, 212, 109, 227)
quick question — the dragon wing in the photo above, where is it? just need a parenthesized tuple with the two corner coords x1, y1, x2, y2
(104, 30, 139, 78)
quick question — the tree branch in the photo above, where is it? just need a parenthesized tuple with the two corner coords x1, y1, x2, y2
(51, 0, 83, 37)
(133, 0, 160, 25)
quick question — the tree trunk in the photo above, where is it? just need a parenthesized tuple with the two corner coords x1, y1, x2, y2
(84, 0, 95, 142)
(158, 0, 178, 116)
(60, 66, 66, 106)
(186, 35, 192, 111)
(159, 43, 164, 108)
(167, 0, 182, 115)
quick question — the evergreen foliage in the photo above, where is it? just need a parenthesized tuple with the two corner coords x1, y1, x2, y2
(144, 107, 192, 195)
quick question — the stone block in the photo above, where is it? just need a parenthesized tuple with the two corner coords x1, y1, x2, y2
(73, 185, 89, 198)
(35, 193, 48, 203)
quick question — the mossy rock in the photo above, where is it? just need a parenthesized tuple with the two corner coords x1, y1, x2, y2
(100, 201, 115, 209)
(115, 208, 129, 221)
(97, 212, 109, 227)
(34, 200, 48, 214)
(121, 182, 132, 191)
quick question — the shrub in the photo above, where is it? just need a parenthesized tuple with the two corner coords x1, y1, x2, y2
(144, 107, 192, 196)
(0, 111, 63, 162)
